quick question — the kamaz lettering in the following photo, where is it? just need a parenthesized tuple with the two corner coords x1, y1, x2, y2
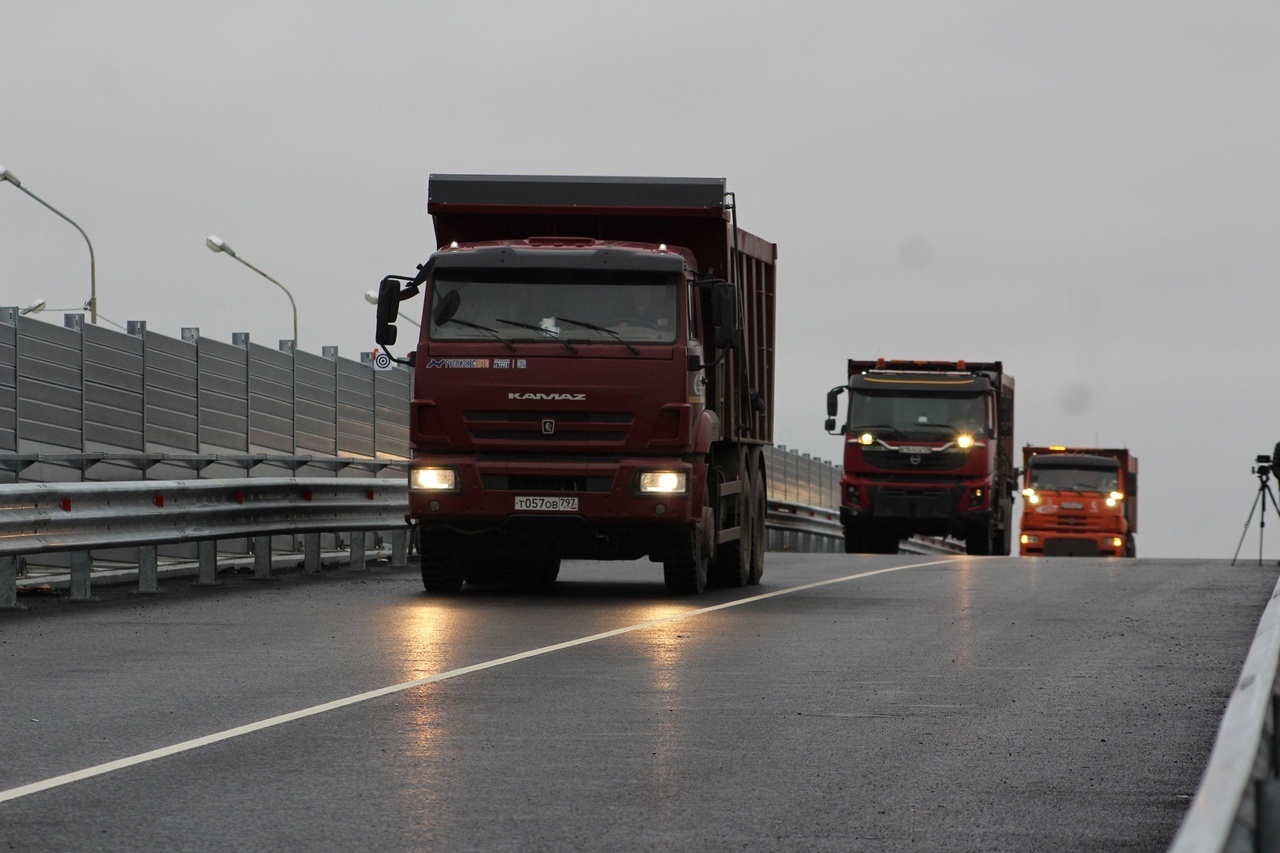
(507, 392, 586, 401)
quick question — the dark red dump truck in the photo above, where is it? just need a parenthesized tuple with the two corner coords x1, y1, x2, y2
(825, 359, 1016, 555)
(375, 175, 776, 594)
(1019, 446, 1138, 557)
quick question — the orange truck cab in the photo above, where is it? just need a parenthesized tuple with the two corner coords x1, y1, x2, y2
(1019, 446, 1138, 557)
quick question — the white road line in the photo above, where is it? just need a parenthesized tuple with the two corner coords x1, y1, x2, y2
(0, 557, 961, 804)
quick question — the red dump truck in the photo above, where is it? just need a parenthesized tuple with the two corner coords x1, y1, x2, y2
(374, 175, 776, 594)
(825, 359, 1016, 555)
(1018, 446, 1138, 557)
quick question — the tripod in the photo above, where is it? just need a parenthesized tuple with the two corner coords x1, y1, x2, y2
(1232, 463, 1280, 565)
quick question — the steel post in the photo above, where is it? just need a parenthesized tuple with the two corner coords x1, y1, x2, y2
(196, 540, 219, 585)
(137, 545, 159, 594)
(69, 550, 92, 600)
(391, 527, 408, 567)
(253, 535, 273, 580)
(304, 533, 322, 574)
(349, 533, 367, 571)
(0, 556, 17, 608)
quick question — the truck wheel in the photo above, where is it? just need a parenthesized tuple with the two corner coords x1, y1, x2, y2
(420, 533, 465, 593)
(664, 506, 712, 594)
(965, 523, 993, 556)
(844, 519, 870, 553)
(993, 523, 1012, 556)
(1125, 535, 1136, 558)
(870, 527, 899, 554)
(747, 467, 766, 585)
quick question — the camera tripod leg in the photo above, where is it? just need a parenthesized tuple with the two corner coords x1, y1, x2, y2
(1232, 486, 1265, 566)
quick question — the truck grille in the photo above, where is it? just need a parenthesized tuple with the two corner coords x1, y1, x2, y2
(861, 449, 968, 472)
(465, 411, 633, 443)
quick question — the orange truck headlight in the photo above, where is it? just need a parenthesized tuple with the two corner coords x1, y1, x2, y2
(639, 471, 687, 494)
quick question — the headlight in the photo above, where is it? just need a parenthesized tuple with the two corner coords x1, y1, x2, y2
(410, 467, 458, 491)
(1022, 489, 1040, 505)
(639, 471, 687, 494)
(1106, 492, 1123, 507)
(1020, 534, 1038, 544)
(857, 432, 875, 446)
(956, 434, 974, 449)
(1111, 537, 1124, 548)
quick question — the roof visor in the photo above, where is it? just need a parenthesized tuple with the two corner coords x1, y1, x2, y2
(431, 244, 687, 274)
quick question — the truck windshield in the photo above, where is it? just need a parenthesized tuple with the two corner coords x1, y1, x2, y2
(849, 391, 989, 440)
(428, 270, 679, 345)
(1028, 464, 1119, 493)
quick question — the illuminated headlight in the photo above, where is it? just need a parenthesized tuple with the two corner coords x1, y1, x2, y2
(1111, 537, 1124, 548)
(1106, 491, 1123, 507)
(639, 471, 687, 494)
(956, 434, 975, 449)
(1022, 489, 1041, 505)
(410, 467, 458, 491)
(1021, 534, 1038, 544)
(857, 432, 875, 446)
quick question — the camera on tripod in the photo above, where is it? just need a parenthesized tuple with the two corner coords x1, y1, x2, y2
(1254, 454, 1272, 478)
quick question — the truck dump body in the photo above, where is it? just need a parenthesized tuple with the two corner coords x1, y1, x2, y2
(827, 359, 1016, 555)
(378, 175, 776, 594)
(1019, 446, 1138, 557)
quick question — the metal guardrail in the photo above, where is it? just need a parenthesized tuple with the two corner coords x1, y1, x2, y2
(1168, 570, 1280, 853)
(0, 478, 411, 607)
(766, 500, 843, 553)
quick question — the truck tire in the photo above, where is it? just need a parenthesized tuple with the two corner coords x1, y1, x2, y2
(844, 519, 870, 553)
(420, 532, 465, 593)
(664, 505, 712, 594)
(993, 522, 1012, 556)
(747, 467, 766, 584)
(1125, 534, 1136, 558)
(869, 526, 900, 554)
(965, 523, 993, 556)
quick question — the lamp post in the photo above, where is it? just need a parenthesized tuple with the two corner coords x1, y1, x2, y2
(205, 236, 298, 347)
(364, 289, 420, 328)
(0, 164, 98, 324)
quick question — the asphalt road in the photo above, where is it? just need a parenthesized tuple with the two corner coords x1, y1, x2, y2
(1, 553, 1276, 852)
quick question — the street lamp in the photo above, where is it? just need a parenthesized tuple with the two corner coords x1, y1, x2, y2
(364, 289, 420, 328)
(205, 236, 299, 347)
(0, 164, 98, 324)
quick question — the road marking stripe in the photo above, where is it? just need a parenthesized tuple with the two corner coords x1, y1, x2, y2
(0, 557, 961, 804)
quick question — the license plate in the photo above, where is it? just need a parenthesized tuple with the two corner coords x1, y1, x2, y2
(1062, 502, 1085, 509)
(514, 496, 579, 512)
(897, 446, 933, 454)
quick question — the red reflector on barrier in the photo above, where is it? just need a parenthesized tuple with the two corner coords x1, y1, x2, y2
(61, 498, 72, 512)
(154, 495, 165, 508)
(366, 489, 375, 500)
(302, 489, 313, 501)
(234, 491, 245, 504)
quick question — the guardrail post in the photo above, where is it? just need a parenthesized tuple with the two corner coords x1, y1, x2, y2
(304, 533, 322, 574)
(1, 556, 18, 609)
(253, 536, 274, 580)
(349, 533, 367, 572)
(69, 551, 93, 601)
(137, 545, 159, 594)
(391, 527, 408, 568)
(1262, 695, 1280, 851)
(195, 540, 219, 585)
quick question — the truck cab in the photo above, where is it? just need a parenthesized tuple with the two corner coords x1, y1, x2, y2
(826, 359, 1015, 555)
(1019, 447, 1138, 557)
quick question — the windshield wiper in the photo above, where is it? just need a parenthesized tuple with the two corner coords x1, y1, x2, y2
(442, 318, 516, 352)
(557, 317, 640, 354)
(495, 318, 578, 353)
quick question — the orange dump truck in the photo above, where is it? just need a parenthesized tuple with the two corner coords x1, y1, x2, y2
(1019, 446, 1138, 557)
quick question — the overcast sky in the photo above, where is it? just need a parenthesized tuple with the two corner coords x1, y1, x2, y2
(3, 1, 1277, 559)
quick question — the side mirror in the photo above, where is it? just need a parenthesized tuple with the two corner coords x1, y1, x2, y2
(825, 386, 846, 435)
(375, 279, 402, 347)
(708, 281, 737, 350)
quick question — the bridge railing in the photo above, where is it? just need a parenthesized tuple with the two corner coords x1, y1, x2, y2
(1168, 571, 1280, 853)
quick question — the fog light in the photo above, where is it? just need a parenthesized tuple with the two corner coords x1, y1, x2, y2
(654, 504, 666, 516)
(410, 467, 458, 491)
(1111, 537, 1123, 548)
(639, 471, 687, 494)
